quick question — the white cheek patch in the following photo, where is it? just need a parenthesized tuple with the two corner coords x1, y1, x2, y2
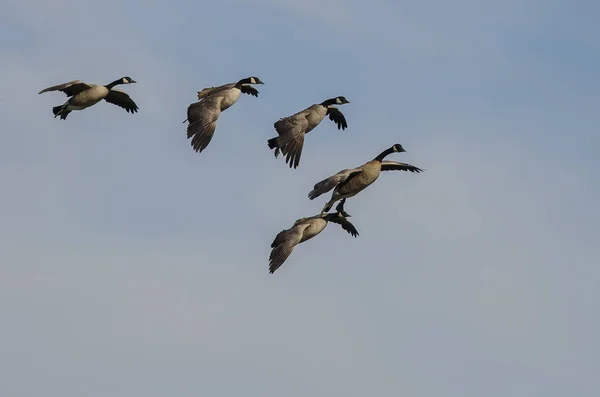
(250, 78, 256, 84)
(122, 78, 127, 83)
(336, 97, 342, 104)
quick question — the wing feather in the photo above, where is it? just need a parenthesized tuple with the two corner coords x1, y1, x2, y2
(308, 168, 362, 200)
(196, 83, 236, 100)
(197, 87, 216, 100)
(269, 244, 296, 274)
(104, 89, 139, 114)
(240, 85, 259, 97)
(380, 161, 424, 173)
(274, 116, 309, 169)
(188, 120, 217, 153)
(268, 223, 307, 273)
(186, 97, 221, 153)
(326, 106, 348, 130)
(328, 217, 360, 237)
(38, 80, 91, 97)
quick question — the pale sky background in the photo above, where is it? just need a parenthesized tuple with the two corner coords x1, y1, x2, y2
(1, 0, 599, 396)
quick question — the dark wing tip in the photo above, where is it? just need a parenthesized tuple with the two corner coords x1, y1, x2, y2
(327, 107, 348, 130)
(241, 85, 259, 97)
(382, 162, 425, 173)
(344, 221, 359, 237)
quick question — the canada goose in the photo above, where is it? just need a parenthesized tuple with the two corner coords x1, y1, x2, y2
(269, 199, 358, 273)
(309, 144, 424, 213)
(267, 96, 350, 168)
(38, 77, 138, 119)
(185, 76, 264, 154)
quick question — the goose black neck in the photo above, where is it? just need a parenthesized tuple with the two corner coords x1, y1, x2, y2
(320, 98, 337, 107)
(236, 77, 252, 87)
(374, 147, 395, 162)
(105, 79, 123, 89)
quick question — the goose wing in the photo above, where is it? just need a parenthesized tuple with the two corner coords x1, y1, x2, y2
(38, 80, 92, 97)
(328, 216, 359, 237)
(196, 82, 236, 100)
(326, 106, 348, 130)
(269, 244, 296, 274)
(274, 115, 309, 169)
(381, 161, 424, 173)
(240, 84, 259, 97)
(186, 97, 221, 153)
(104, 89, 139, 114)
(292, 215, 318, 227)
(197, 86, 216, 100)
(308, 167, 362, 200)
(269, 223, 308, 273)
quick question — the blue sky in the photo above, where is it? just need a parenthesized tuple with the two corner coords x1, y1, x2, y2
(1, 0, 599, 396)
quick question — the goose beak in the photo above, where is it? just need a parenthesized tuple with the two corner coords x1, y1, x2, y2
(130, 79, 137, 84)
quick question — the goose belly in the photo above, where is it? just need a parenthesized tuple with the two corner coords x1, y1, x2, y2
(337, 162, 381, 196)
(219, 88, 242, 111)
(304, 106, 327, 133)
(69, 85, 109, 108)
(300, 218, 328, 243)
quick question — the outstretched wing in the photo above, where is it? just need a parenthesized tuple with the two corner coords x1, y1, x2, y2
(186, 97, 221, 153)
(196, 82, 236, 100)
(240, 85, 259, 97)
(274, 116, 309, 169)
(308, 167, 362, 200)
(328, 216, 359, 237)
(104, 89, 139, 114)
(269, 244, 296, 274)
(381, 161, 424, 173)
(188, 119, 217, 153)
(341, 219, 359, 237)
(38, 80, 92, 97)
(326, 106, 348, 130)
(268, 223, 308, 273)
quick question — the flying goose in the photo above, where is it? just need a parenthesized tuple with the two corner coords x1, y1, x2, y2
(185, 76, 264, 154)
(38, 77, 138, 119)
(267, 96, 350, 168)
(309, 144, 424, 213)
(269, 199, 358, 273)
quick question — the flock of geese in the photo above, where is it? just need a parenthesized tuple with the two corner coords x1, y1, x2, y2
(38, 75, 425, 274)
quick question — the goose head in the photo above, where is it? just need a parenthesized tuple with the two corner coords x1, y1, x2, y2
(239, 76, 264, 85)
(119, 76, 137, 84)
(392, 143, 406, 153)
(335, 96, 350, 104)
(321, 96, 350, 107)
